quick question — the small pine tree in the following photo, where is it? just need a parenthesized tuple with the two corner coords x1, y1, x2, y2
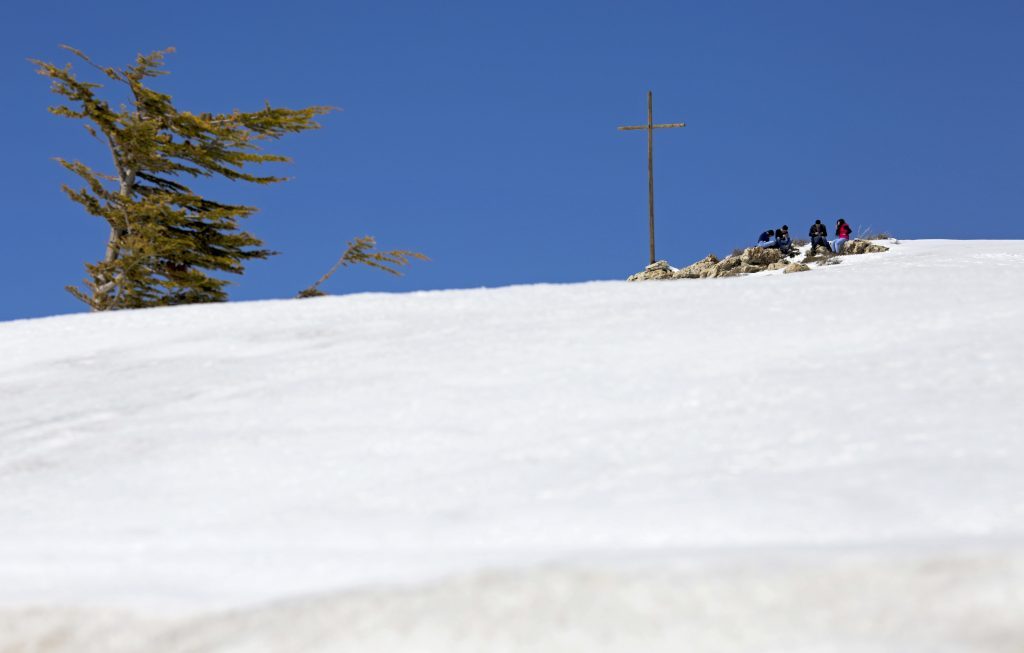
(32, 46, 333, 310)
(297, 236, 428, 298)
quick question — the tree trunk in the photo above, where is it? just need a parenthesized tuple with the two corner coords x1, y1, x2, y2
(93, 134, 135, 310)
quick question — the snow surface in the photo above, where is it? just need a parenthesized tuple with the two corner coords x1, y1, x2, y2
(2, 239, 1023, 651)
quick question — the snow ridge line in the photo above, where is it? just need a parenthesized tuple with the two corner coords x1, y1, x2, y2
(3, 549, 1024, 653)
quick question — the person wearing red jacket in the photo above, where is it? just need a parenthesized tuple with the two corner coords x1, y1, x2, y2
(832, 218, 852, 253)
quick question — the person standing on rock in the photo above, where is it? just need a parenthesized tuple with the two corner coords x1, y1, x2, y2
(809, 220, 831, 253)
(832, 219, 852, 253)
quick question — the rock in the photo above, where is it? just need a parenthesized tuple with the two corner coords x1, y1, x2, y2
(783, 263, 810, 274)
(839, 240, 890, 255)
(740, 247, 783, 266)
(700, 267, 721, 279)
(673, 254, 719, 279)
(766, 261, 789, 271)
(708, 248, 785, 277)
(627, 260, 675, 281)
(715, 254, 743, 271)
(719, 263, 765, 277)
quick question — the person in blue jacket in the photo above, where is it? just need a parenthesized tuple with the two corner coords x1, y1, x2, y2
(757, 229, 776, 247)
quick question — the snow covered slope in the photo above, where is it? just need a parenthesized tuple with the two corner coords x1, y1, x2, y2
(2, 239, 1023, 652)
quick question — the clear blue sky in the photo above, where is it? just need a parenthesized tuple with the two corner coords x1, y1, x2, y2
(2, 0, 1021, 321)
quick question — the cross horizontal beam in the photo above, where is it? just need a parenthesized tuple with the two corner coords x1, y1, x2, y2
(617, 123, 687, 130)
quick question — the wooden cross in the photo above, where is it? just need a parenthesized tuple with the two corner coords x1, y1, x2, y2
(618, 91, 686, 264)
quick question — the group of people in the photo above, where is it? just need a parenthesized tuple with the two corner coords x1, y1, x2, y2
(757, 219, 853, 255)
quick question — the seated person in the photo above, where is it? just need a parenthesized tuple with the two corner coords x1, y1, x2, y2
(831, 218, 852, 253)
(775, 229, 794, 255)
(809, 219, 831, 252)
(757, 228, 775, 246)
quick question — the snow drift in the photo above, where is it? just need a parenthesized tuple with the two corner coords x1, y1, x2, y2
(1, 239, 1023, 652)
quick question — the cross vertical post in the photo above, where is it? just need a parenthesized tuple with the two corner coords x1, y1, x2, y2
(647, 91, 655, 265)
(618, 92, 686, 265)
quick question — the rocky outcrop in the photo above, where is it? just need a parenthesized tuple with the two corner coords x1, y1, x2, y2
(801, 250, 835, 265)
(717, 263, 762, 277)
(740, 247, 784, 267)
(708, 247, 788, 278)
(674, 254, 719, 279)
(626, 260, 676, 281)
(629, 247, 794, 281)
(627, 241, 889, 282)
(839, 240, 890, 255)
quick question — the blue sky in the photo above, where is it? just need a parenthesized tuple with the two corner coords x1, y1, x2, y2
(2, 0, 1022, 321)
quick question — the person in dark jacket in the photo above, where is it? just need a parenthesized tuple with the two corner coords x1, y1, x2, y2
(757, 229, 775, 245)
(832, 218, 852, 253)
(809, 219, 831, 252)
(775, 228, 794, 255)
